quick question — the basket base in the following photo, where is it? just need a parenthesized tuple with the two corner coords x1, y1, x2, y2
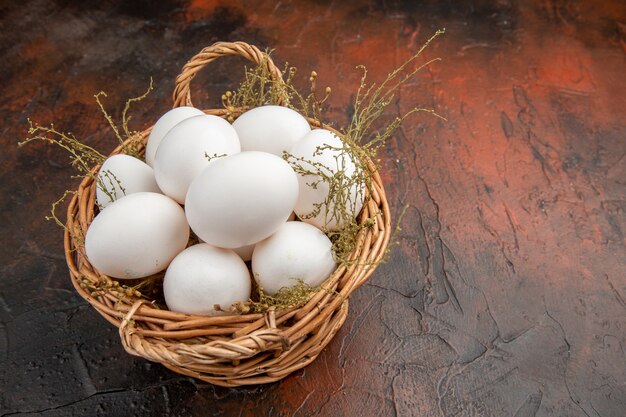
(155, 300, 349, 387)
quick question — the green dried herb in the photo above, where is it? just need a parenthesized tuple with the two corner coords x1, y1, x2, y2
(249, 279, 320, 313)
(229, 29, 446, 267)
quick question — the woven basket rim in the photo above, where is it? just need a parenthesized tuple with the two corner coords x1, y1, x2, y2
(63, 41, 392, 386)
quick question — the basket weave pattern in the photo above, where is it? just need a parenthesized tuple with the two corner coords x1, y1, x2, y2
(65, 41, 391, 387)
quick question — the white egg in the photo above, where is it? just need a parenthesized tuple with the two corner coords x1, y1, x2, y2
(252, 221, 336, 294)
(163, 244, 251, 316)
(145, 106, 205, 167)
(233, 105, 311, 156)
(290, 129, 365, 231)
(185, 151, 299, 248)
(85, 192, 189, 279)
(153, 114, 241, 203)
(95, 154, 161, 209)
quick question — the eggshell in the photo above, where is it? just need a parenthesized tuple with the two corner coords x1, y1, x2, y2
(153, 114, 241, 203)
(290, 129, 365, 231)
(95, 154, 161, 209)
(252, 221, 336, 294)
(233, 105, 311, 156)
(163, 244, 251, 316)
(85, 192, 189, 279)
(144, 106, 205, 166)
(185, 151, 299, 248)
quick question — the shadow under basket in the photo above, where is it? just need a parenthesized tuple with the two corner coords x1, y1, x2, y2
(64, 41, 391, 387)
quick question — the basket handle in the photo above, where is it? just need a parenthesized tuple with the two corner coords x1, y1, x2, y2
(172, 41, 285, 108)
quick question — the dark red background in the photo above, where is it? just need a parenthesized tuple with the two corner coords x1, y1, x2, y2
(1, 0, 625, 416)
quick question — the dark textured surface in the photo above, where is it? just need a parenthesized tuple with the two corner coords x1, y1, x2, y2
(2, 0, 625, 416)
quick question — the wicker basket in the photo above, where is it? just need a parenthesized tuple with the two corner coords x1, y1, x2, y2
(65, 41, 391, 387)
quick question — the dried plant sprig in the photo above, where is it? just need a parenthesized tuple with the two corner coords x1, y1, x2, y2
(249, 279, 320, 313)
(204, 152, 227, 162)
(381, 203, 411, 263)
(94, 77, 154, 157)
(329, 216, 378, 264)
(301, 69, 332, 123)
(224, 59, 332, 127)
(19, 122, 105, 243)
(95, 92, 122, 146)
(76, 273, 162, 301)
(44, 189, 86, 248)
(98, 168, 126, 207)
(122, 78, 154, 138)
(19, 119, 107, 173)
(230, 30, 445, 268)
(46, 190, 75, 230)
(20, 120, 120, 209)
(216, 279, 319, 314)
(329, 29, 445, 262)
(281, 143, 370, 264)
(345, 29, 446, 148)
(21, 80, 155, 218)
(225, 58, 291, 112)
